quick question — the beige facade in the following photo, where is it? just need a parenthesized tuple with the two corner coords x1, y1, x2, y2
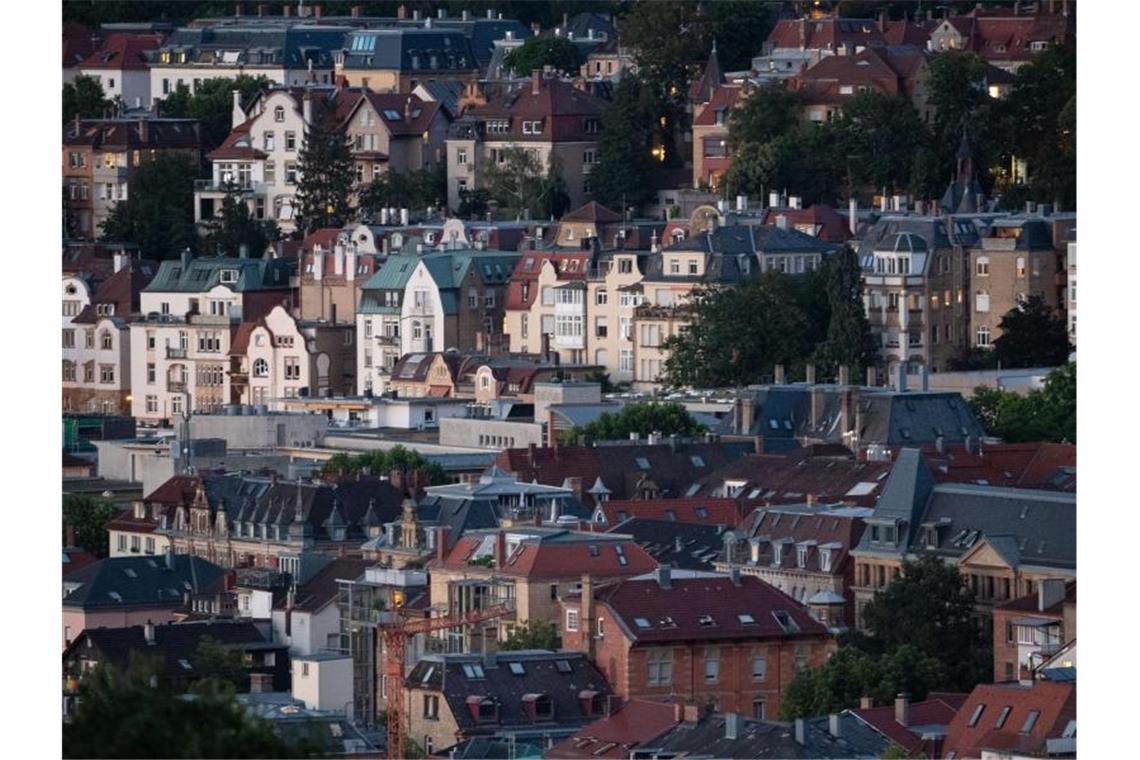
(585, 253, 645, 384)
(342, 93, 449, 179)
(968, 222, 1059, 350)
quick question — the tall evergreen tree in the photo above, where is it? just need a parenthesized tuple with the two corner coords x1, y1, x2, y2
(812, 247, 877, 375)
(993, 294, 1072, 369)
(588, 74, 658, 210)
(294, 96, 355, 235)
(99, 153, 198, 259)
(202, 183, 278, 256)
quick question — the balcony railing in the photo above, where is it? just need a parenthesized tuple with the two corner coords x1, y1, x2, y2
(374, 334, 400, 346)
(168, 381, 187, 393)
(194, 179, 262, 194)
(166, 347, 188, 359)
(189, 313, 240, 326)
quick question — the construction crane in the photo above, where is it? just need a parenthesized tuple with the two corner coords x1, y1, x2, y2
(381, 600, 514, 760)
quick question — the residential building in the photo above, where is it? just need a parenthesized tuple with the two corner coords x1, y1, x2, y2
(337, 28, 481, 93)
(969, 217, 1060, 351)
(692, 83, 741, 192)
(717, 504, 870, 626)
(154, 471, 409, 568)
(62, 552, 225, 649)
(579, 35, 636, 84)
(147, 25, 350, 104)
(562, 568, 834, 719)
(757, 203, 855, 243)
(845, 692, 967, 759)
(128, 251, 294, 422)
(691, 446, 893, 505)
(269, 557, 372, 655)
(757, 14, 888, 74)
(63, 116, 203, 239)
(430, 527, 656, 645)
(992, 580, 1075, 684)
(607, 518, 730, 573)
(789, 46, 930, 124)
(63, 22, 99, 83)
(555, 201, 624, 248)
(1065, 230, 1076, 342)
(356, 252, 418, 393)
(404, 651, 614, 756)
(77, 32, 166, 108)
(929, 4, 1075, 72)
(592, 498, 746, 530)
(63, 256, 157, 415)
(503, 250, 592, 361)
(296, 227, 381, 322)
(229, 305, 355, 408)
(545, 699, 680, 760)
(941, 681, 1076, 760)
(584, 249, 646, 384)
(495, 440, 754, 508)
(105, 475, 192, 559)
(341, 90, 449, 181)
(849, 449, 1076, 628)
(446, 72, 606, 211)
(387, 351, 486, 399)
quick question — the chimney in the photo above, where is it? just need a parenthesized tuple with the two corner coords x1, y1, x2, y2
(302, 91, 312, 126)
(794, 718, 806, 745)
(880, 193, 889, 212)
(729, 566, 742, 587)
(683, 703, 700, 723)
(250, 672, 274, 693)
(257, 3, 267, 16)
(235, 2, 244, 16)
(65, 524, 76, 548)
(829, 714, 842, 738)
(138, 118, 148, 143)
(860, 696, 873, 710)
(805, 365, 817, 385)
(390, 468, 404, 491)
(350, 5, 361, 17)
(866, 366, 877, 387)
(738, 395, 755, 435)
(143, 620, 155, 644)
(935, 434, 945, 455)
(753, 436, 764, 455)
(398, 5, 407, 20)
(849, 197, 858, 235)
(224, 568, 237, 590)
(838, 365, 850, 386)
(314, 4, 322, 18)
(165, 546, 176, 570)
(725, 712, 740, 740)
(775, 214, 788, 230)
(436, 526, 449, 562)
(532, 69, 542, 96)
(113, 251, 129, 273)
(964, 435, 975, 455)
(895, 364, 906, 392)
(412, 8, 421, 21)
(495, 531, 507, 568)
(656, 564, 672, 589)
(918, 365, 929, 392)
(283, 4, 291, 16)
(895, 694, 910, 726)
(1038, 578, 1066, 611)
(774, 364, 786, 385)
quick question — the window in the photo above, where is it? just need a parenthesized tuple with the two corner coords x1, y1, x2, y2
(484, 292, 496, 308)
(565, 608, 579, 631)
(704, 648, 719, 682)
(117, 534, 127, 551)
(595, 317, 608, 338)
(85, 330, 95, 349)
(145, 537, 155, 554)
(646, 649, 672, 686)
(976, 257, 989, 276)
(596, 617, 605, 637)
(1016, 256, 1026, 278)
(751, 649, 767, 680)
(457, 148, 468, 165)
(995, 706, 1012, 729)
(63, 300, 80, 317)
(583, 149, 598, 165)
(145, 395, 157, 413)
(688, 260, 699, 275)
(967, 704, 986, 727)
(976, 292, 990, 313)
(521, 120, 543, 134)
(285, 162, 298, 184)
(423, 695, 439, 719)
(618, 259, 633, 274)
(284, 357, 301, 380)
(977, 326, 991, 346)
(274, 106, 285, 122)
(253, 358, 269, 377)
(752, 698, 766, 720)
(1021, 710, 1040, 734)
(62, 329, 75, 349)
(619, 349, 633, 372)
(795, 644, 810, 672)
(63, 361, 76, 382)
(100, 365, 115, 384)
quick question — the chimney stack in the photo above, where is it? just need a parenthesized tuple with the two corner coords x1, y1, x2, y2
(436, 526, 449, 562)
(65, 524, 76, 548)
(532, 69, 542, 96)
(283, 4, 291, 16)
(753, 436, 764, 455)
(774, 364, 786, 385)
(725, 712, 740, 740)
(805, 365, 817, 385)
(794, 718, 806, 745)
(829, 713, 842, 738)
(895, 694, 910, 727)
(849, 197, 858, 235)
(165, 546, 176, 570)
(143, 620, 155, 644)
(656, 564, 672, 589)
(866, 366, 877, 387)
(250, 672, 273, 693)
(495, 530, 507, 568)
(838, 365, 850, 386)
(860, 696, 873, 709)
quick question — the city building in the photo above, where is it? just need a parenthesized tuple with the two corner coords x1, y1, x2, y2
(337, 27, 481, 93)
(269, 557, 373, 656)
(296, 227, 382, 323)
(606, 518, 730, 573)
(503, 250, 592, 360)
(929, 4, 1075, 71)
(992, 580, 1075, 683)
(561, 568, 834, 719)
(128, 251, 294, 421)
(77, 32, 167, 108)
(941, 680, 1076, 760)
(545, 700, 680, 760)
(691, 446, 893, 505)
(341, 90, 449, 181)
(845, 692, 967, 758)
(446, 72, 606, 211)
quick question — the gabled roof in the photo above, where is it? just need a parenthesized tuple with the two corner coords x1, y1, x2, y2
(726, 506, 868, 576)
(758, 204, 851, 242)
(351, 91, 442, 136)
(80, 32, 166, 71)
(642, 711, 889, 759)
(280, 557, 371, 613)
(561, 201, 622, 224)
(942, 681, 1075, 759)
(63, 554, 225, 611)
(995, 581, 1075, 616)
(767, 15, 887, 52)
(71, 260, 158, 325)
(598, 498, 743, 528)
(595, 574, 828, 644)
(850, 693, 967, 754)
(341, 28, 478, 73)
(64, 118, 203, 151)
(437, 530, 656, 579)
(143, 255, 293, 293)
(206, 116, 267, 160)
(547, 700, 679, 759)
(607, 518, 729, 572)
(693, 85, 742, 126)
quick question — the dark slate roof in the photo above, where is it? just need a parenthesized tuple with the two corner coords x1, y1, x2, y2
(63, 554, 225, 611)
(406, 651, 612, 736)
(981, 218, 1056, 250)
(642, 712, 889, 759)
(153, 26, 350, 68)
(342, 29, 478, 73)
(284, 557, 371, 613)
(66, 621, 272, 678)
(415, 78, 464, 119)
(856, 215, 984, 260)
(607, 518, 729, 571)
(143, 255, 294, 293)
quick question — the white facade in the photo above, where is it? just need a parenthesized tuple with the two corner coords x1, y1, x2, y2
(244, 307, 319, 409)
(291, 655, 354, 715)
(357, 311, 403, 395)
(401, 261, 447, 356)
(272, 604, 341, 657)
(148, 64, 317, 106)
(79, 68, 151, 110)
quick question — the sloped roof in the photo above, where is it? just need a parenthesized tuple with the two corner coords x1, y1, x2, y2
(942, 681, 1075, 759)
(596, 574, 828, 644)
(695, 448, 891, 506)
(437, 530, 656, 579)
(342, 28, 478, 73)
(643, 711, 889, 759)
(63, 554, 225, 611)
(726, 506, 868, 576)
(353, 91, 442, 136)
(547, 700, 678, 759)
(64, 118, 203, 151)
(80, 32, 166, 71)
(758, 204, 851, 242)
(607, 518, 729, 572)
(767, 15, 887, 52)
(282, 557, 371, 613)
(850, 694, 967, 754)
(71, 260, 158, 325)
(598, 497, 743, 528)
(693, 85, 742, 126)
(143, 255, 293, 293)
(561, 201, 622, 224)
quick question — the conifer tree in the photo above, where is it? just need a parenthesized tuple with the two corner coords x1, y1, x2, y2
(295, 95, 354, 235)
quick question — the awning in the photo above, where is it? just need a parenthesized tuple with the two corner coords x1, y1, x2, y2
(1012, 616, 1060, 627)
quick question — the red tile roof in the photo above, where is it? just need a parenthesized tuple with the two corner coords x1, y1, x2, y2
(504, 251, 590, 310)
(72, 260, 158, 324)
(767, 16, 887, 52)
(63, 23, 98, 68)
(598, 498, 744, 528)
(206, 117, 266, 161)
(790, 48, 902, 104)
(356, 92, 442, 136)
(470, 77, 606, 142)
(942, 681, 1075, 759)
(144, 475, 201, 505)
(918, 442, 1076, 491)
(80, 32, 165, 71)
(693, 86, 742, 127)
(547, 700, 679, 759)
(850, 694, 966, 754)
(229, 319, 270, 356)
(995, 581, 1075, 616)
(758, 204, 851, 242)
(596, 574, 829, 644)
(883, 19, 938, 47)
(63, 546, 100, 577)
(561, 201, 622, 224)
(695, 449, 892, 507)
(437, 533, 656, 579)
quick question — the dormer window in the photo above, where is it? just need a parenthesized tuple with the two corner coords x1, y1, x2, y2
(796, 545, 808, 568)
(819, 548, 832, 572)
(219, 269, 239, 284)
(521, 120, 543, 135)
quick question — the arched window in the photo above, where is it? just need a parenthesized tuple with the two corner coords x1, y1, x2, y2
(253, 358, 269, 377)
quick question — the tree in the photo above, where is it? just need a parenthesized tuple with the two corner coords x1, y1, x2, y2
(968, 362, 1075, 444)
(992, 295, 1072, 369)
(703, 1, 775, 72)
(320, 445, 449, 486)
(661, 273, 810, 389)
(727, 86, 802, 149)
(854, 556, 990, 692)
(503, 36, 583, 76)
(830, 91, 930, 195)
(359, 165, 447, 217)
(481, 146, 568, 219)
(925, 52, 997, 191)
(99, 153, 198, 259)
(63, 75, 112, 125)
(191, 636, 249, 692)
(202, 183, 279, 256)
(295, 98, 355, 235)
(63, 494, 121, 558)
(812, 247, 877, 376)
(159, 75, 271, 151)
(63, 654, 319, 758)
(589, 74, 659, 209)
(561, 402, 704, 445)
(499, 621, 561, 651)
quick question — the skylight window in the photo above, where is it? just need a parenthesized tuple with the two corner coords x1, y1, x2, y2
(967, 704, 985, 727)
(698, 615, 716, 627)
(691, 456, 705, 467)
(634, 617, 651, 629)
(635, 457, 650, 470)
(771, 610, 799, 634)
(178, 659, 193, 670)
(738, 613, 756, 625)
(995, 706, 1012, 729)
(462, 663, 485, 679)
(508, 662, 526, 675)
(555, 660, 572, 673)
(108, 591, 122, 602)
(695, 507, 708, 519)
(383, 110, 401, 120)
(421, 666, 435, 684)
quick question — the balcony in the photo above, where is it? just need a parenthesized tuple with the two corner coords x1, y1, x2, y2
(374, 334, 400, 346)
(190, 313, 239, 326)
(981, 237, 1018, 251)
(166, 347, 188, 359)
(168, 381, 187, 393)
(194, 179, 263, 194)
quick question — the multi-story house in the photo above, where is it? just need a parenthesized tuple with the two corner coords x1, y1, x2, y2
(387, 351, 486, 399)
(128, 251, 294, 422)
(445, 71, 606, 211)
(503, 250, 591, 360)
(758, 14, 888, 72)
(941, 681, 1076, 760)
(430, 527, 656, 646)
(692, 84, 741, 193)
(341, 90, 449, 183)
(337, 27, 481, 93)
(850, 449, 1076, 629)
(197, 86, 329, 234)
(561, 568, 835, 720)
(77, 32, 166, 108)
(64, 117, 203, 239)
(63, 256, 157, 415)
(858, 216, 982, 376)
(585, 249, 646, 384)
(991, 579, 1075, 684)
(404, 651, 613, 757)
(398, 249, 519, 357)
(296, 227, 381, 322)
(788, 46, 930, 125)
(147, 25, 349, 105)
(969, 217, 1059, 351)
(928, 3, 1075, 72)
(229, 305, 355, 408)
(356, 253, 417, 394)
(554, 201, 624, 248)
